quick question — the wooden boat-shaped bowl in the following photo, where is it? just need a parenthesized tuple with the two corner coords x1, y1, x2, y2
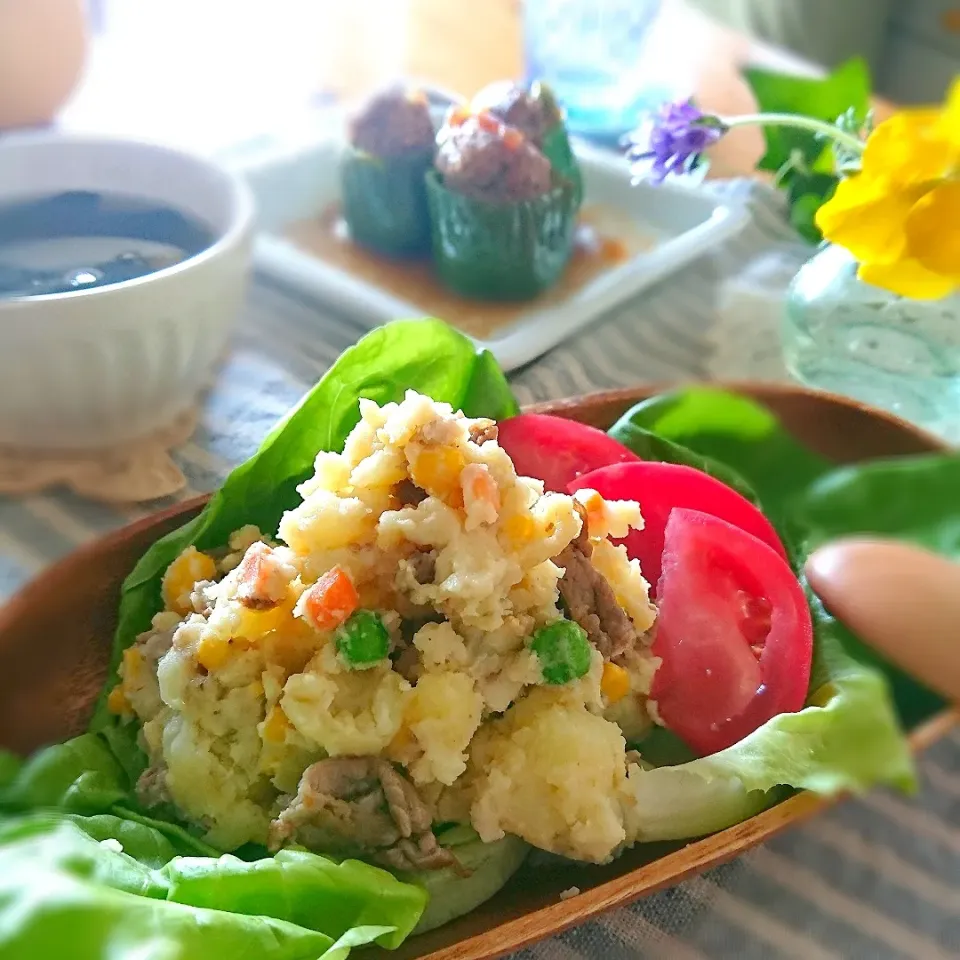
(0, 383, 956, 960)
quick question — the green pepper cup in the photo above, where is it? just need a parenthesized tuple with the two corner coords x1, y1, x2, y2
(541, 124, 583, 207)
(425, 171, 579, 301)
(340, 146, 435, 257)
(531, 82, 584, 207)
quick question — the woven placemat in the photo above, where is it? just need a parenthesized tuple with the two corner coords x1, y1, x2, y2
(0, 407, 197, 503)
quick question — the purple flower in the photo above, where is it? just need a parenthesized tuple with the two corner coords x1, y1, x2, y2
(625, 100, 727, 183)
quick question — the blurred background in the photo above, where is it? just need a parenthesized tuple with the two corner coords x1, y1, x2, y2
(5, 0, 958, 157)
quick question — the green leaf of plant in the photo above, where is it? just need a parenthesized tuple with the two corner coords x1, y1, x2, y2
(785, 173, 838, 244)
(613, 387, 830, 537)
(608, 411, 761, 505)
(789, 452, 960, 727)
(789, 193, 826, 244)
(743, 56, 872, 173)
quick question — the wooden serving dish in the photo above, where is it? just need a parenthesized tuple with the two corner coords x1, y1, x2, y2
(0, 383, 956, 960)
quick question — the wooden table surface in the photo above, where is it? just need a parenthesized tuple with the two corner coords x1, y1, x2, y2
(62, 0, 892, 177)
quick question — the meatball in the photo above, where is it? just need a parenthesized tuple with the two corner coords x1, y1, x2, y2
(436, 113, 552, 204)
(471, 80, 561, 148)
(348, 85, 436, 157)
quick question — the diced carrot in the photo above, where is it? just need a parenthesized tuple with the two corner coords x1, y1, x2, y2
(235, 542, 289, 611)
(502, 126, 525, 150)
(461, 463, 501, 517)
(475, 111, 502, 135)
(447, 105, 471, 126)
(576, 488, 606, 534)
(302, 565, 360, 632)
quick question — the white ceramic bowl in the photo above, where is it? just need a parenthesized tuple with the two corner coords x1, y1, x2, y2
(0, 133, 254, 450)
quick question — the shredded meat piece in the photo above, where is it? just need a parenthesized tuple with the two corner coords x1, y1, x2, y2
(268, 757, 458, 872)
(189, 580, 216, 616)
(392, 644, 421, 683)
(135, 764, 171, 809)
(375, 832, 465, 875)
(407, 548, 437, 585)
(391, 612, 442, 682)
(468, 420, 499, 445)
(132, 622, 176, 673)
(554, 502, 638, 660)
(396, 479, 428, 507)
(378, 761, 433, 837)
(417, 419, 460, 445)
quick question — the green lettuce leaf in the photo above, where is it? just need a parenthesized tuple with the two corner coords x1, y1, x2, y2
(0, 812, 179, 867)
(0, 814, 422, 959)
(160, 849, 427, 948)
(90, 318, 519, 733)
(0, 734, 127, 814)
(624, 577, 914, 843)
(409, 836, 530, 935)
(0, 751, 23, 790)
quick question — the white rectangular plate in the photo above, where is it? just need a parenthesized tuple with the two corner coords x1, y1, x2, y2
(237, 127, 748, 372)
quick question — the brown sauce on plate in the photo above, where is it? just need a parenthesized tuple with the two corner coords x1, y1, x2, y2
(283, 204, 657, 339)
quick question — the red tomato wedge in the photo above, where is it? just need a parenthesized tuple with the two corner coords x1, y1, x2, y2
(569, 461, 788, 594)
(496, 413, 640, 492)
(649, 508, 813, 756)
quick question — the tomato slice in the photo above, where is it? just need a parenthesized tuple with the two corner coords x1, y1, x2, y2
(649, 508, 813, 756)
(496, 414, 640, 493)
(569, 461, 788, 594)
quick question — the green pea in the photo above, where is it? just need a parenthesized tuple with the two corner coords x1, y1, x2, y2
(336, 609, 390, 669)
(531, 620, 592, 685)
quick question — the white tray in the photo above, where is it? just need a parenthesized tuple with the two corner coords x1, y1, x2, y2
(236, 127, 748, 372)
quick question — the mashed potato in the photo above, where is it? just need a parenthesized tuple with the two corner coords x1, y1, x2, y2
(113, 391, 660, 865)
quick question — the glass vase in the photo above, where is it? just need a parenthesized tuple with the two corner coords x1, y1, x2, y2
(782, 243, 960, 443)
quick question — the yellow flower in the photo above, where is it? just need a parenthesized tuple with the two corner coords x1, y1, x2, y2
(815, 78, 960, 299)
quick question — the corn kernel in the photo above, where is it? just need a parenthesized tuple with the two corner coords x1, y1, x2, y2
(385, 724, 417, 761)
(502, 513, 537, 546)
(197, 635, 231, 671)
(237, 588, 295, 638)
(409, 447, 465, 500)
(262, 704, 291, 743)
(601, 661, 630, 704)
(107, 684, 132, 716)
(121, 646, 144, 681)
(161, 547, 217, 615)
